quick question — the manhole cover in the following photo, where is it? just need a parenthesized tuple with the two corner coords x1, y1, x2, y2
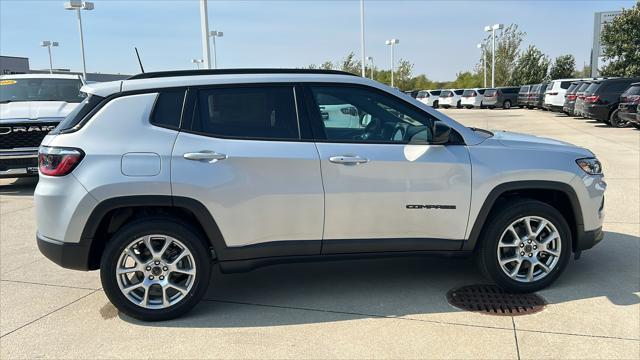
(447, 284, 546, 316)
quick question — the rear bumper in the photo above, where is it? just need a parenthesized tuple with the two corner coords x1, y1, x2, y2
(37, 232, 90, 271)
(0, 149, 38, 178)
(584, 105, 609, 121)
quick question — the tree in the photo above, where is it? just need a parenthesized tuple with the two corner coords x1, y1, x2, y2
(511, 45, 550, 85)
(478, 24, 526, 86)
(446, 71, 483, 89)
(338, 52, 361, 75)
(549, 54, 576, 79)
(573, 63, 591, 78)
(599, 2, 640, 77)
(319, 61, 334, 70)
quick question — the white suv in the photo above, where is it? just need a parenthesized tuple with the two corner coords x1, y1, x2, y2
(416, 89, 443, 108)
(544, 79, 577, 112)
(35, 69, 606, 321)
(460, 88, 487, 108)
(438, 89, 464, 109)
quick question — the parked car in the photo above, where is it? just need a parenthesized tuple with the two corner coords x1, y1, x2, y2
(533, 82, 550, 109)
(460, 88, 487, 108)
(562, 81, 583, 115)
(35, 68, 605, 321)
(483, 87, 519, 109)
(584, 77, 640, 127)
(0, 74, 85, 178)
(618, 82, 640, 129)
(573, 81, 594, 117)
(526, 84, 540, 109)
(438, 89, 464, 108)
(404, 90, 419, 98)
(416, 89, 442, 108)
(544, 79, 575, 112)
(518, 85, 532, 108)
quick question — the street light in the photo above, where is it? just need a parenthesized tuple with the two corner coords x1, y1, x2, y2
(484, 23, 503, 88)
(360, 0, 366, 77)
(191, 59, 204, 69)
(477, 43, 486, 88)
(64, 1, 94, 80)
(366, 56, 374, 80)
(208, 30, 223, 69)
(41, 41, 59, 74)
(385, 38, 399, 87)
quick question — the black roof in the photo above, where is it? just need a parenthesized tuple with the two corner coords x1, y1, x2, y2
(128, 68, 358, 80)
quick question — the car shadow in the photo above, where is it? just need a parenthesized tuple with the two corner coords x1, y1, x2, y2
(0, 177, 37, 196)
(125, 230, 639, 328)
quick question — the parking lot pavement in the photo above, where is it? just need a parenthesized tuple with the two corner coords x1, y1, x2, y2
(0, 108, 638, 359)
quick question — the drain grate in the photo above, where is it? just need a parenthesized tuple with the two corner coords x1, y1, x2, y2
(446, 284, 546, 316)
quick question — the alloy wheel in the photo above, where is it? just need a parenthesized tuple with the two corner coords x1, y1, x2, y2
(496, 216, 561, 283)
(115, 235, 197, 309)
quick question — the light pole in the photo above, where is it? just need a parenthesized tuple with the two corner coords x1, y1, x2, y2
(484, 23, 503, 88)
(477, 43, 486, 88)
(208, 30, 223, 69)
(191, 59, 204, 69)
(199, 0, 211, 69)
(367, 56, 374, 79)
(41, 41, 59, 74)
(385, 39, 399, 87)
(360, 0, 366, 77)
(64, 1, 94, 80)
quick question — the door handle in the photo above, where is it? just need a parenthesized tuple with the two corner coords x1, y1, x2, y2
(329, 155, 368, 165)
(183, 151, 227, 162)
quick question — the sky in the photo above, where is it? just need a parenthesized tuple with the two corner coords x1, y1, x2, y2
(0, 0, 636, 81)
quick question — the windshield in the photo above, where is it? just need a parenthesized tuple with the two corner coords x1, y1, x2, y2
(0, 78, 84, 103)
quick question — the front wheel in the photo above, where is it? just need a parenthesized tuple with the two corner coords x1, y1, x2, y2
(476, 199, 571, 293)
(503, 100, 512, 109)
(100, 218, 211, 321)
(432, 100, 439, 109)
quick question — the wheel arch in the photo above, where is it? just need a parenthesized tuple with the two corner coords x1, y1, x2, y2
(82, 196, 226, 270)
(463, 181, 583, 253)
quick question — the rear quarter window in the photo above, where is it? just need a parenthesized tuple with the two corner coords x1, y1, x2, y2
(52, 94, 104, 134)
(150, 90, 186, 129)
(560, 81, 572, 89)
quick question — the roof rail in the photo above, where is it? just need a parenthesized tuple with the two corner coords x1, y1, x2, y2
(127, 68, 359, 80)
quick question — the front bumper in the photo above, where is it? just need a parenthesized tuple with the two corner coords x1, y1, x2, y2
(37, 232, 90, 270)
(0, 148, 38, 178)
(575, 226, 604, 252)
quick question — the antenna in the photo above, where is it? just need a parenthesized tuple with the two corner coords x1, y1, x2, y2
(134, 47, 145, 73)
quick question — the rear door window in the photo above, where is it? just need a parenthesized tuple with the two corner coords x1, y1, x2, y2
(191, 86, 300, 140)
(605, 81, 634, 93)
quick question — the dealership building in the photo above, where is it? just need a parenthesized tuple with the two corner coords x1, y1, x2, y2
(0, 55, 129, 81)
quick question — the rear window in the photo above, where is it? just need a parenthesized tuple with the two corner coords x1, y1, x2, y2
(52, 93, 104, 134)
(454, 89, 464, 95)
(477, 89, 486, 95)
(484, 89, 497, 96)
(566, 83, 580, 94)
(519, 86, 530, 93)
(191, 86, 299, 140)
(440, 90, 453, 97)
(577, 83, 591, 92)
(416, 90, 429, 99)
(585, 83, 601, 94)
(560, 81, 572, 89)
(150, 90, 186, 129)
(622, 85, 640, 96)
(462, 90, 477, 96)
(430, 90, 441, 96)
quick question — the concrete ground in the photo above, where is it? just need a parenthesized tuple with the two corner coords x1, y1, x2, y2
(0, 108, 638, 359)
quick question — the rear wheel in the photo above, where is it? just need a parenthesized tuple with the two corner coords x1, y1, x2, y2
(503, 100, 512, 109)
(609, 109, 627, 128)
(101, 218, 211, 321)
(433, 100, 439, 108)
(456, 100, 462, 109)
(476, 199, 571, 293)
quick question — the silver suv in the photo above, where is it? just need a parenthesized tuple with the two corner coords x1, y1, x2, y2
(35, 69, 606, 321)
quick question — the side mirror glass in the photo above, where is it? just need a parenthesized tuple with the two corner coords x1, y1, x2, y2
(431, 122, 451, 145)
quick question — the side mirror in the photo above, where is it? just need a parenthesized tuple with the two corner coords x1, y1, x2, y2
(431, 122, 451, 145)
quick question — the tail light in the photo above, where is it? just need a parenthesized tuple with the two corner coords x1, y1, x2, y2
(624, 95, 640, 104)
(584, 95, 600, 104)
(38, 146, 84, 176)
(566, 94, 577, 101)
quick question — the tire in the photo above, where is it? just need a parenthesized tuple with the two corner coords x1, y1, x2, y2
(100, 217, 212, 321)
(609, 109, 627, 128)
(456, 100, 462, 109)
(476, 199, 571, 293)
(433, 100, 439, 109)
(503, 100, 512, 109)
(443, 105, 450, 109)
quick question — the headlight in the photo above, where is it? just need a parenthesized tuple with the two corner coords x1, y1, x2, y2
(576, 158, 603, 175)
